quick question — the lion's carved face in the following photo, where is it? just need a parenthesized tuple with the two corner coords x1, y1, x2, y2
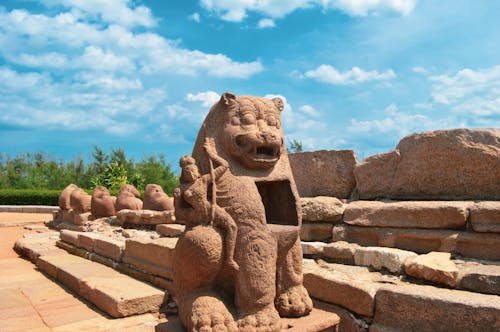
(217, 93, 285, 170)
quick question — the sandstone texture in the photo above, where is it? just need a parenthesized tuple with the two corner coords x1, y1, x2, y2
(354, 246, 417, 274)
(303, 259, 383, 317)
(36, 254, 165, 318)
(289, 150, 358, 199)
(123, 237, 177, 279)
(371, 284, 500, 332)
(470, 201, 500, 233)
(300, 223, 333, 241)
(344, 200, 469, 229)
(301, 196, 345, 222)
(404, 252, 458, 287)
(143, 184, 174, 211)
(332, 224, 500, 261)
(156, 223, 185, 237)
(301, 241, 326, 255)
(354, 128, 500, 200)
(117, 209, 175, 225)
(322, 241, 359, 265)
(458, 263, 500, 295)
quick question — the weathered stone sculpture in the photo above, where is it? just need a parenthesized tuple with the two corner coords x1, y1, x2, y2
(69, 187, 92, 214)
(91, 186, 117, 218)
(115, 184, 143, 211)
(143, 184, 174, 211)
(172, 93, 312, 332)
(58, 183, 78, 210)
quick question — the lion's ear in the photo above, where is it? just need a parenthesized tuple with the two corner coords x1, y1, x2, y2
(272, 97, 284, 112)
(221, 92, 236, 106)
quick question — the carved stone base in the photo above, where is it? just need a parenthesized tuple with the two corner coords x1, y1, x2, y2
(155, 307, 340, 332)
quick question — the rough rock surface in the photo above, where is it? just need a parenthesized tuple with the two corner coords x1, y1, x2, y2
(117, 209, 175, 225)
(404, 252, 458, 287)
(458, 263, 500, 295)
(470, 201, 500, 233)
(354, 128, 500, 200)
(301, 196, 345, 222)
(344, 200, 469, 229)
(303, 259, 392, 317)
(123, 237, 177, 279)
(322, 241, 359, 265)
(301, 241, 326, 255)
(371, 284, 500, 332)
(142, 184, 174, 211)
(300, 223, 333, 241)
(354, 246, 417, 274)
(289, 150, 358, 199)
(156, 224, 185, 237)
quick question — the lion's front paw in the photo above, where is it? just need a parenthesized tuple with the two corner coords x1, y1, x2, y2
(181, 293, 237, 332)
(237, 304, 281, 332)
(275, 285, 313, 318)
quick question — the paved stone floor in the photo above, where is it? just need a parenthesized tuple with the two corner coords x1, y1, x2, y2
(0, 213, 161, 331)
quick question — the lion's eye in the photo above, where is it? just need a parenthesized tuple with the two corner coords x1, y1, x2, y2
(242, 113, 256, 125)
(267, 116, 277, 127)
(231, 116, 240, 126)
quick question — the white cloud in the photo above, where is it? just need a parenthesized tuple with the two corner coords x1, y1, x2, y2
(299, 104, 320, 117)
(0, 8, 262, 78)
(41, 0, 157, 28)
(189, 12, 201, 22)
(412, 66, 428, 74)
(347, 104, 464, 138)
(257, 18, 276, 29)
(304, 65, 396, 85)
(186, 91, 221, 108)
(200, 0, 416, 22)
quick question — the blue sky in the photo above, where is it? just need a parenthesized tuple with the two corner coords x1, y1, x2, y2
(1, 0, 499, 167)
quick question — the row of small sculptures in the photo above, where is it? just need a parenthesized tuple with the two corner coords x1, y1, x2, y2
(58, 183, 174, 218)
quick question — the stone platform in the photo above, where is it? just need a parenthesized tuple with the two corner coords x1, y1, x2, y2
(155, 305, 340, 332)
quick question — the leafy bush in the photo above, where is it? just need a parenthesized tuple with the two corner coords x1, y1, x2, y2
(0, 189, 61, 205)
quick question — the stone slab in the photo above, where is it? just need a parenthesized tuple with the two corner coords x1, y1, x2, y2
(156, 223, 185, 237)
(94, 237, 125, 261)
(123, 237, 177, 279)
(405, 252, 458, 287)
(36, 253, 166, 317)
(301, 241, 327, 255)
(14, 237, 66, 263)
(322, 241, 359, 265)
(344, 200, 469, 229)
(59, 229, 80, 246)
(301, 223, 333, 241)
(301, 196, 345, 223)
(354, 246, 417, 274)
(156, 305, 340, 332)
(470, 201, 500, 233)
(289, 150, 358, 199)
(458, 263, 500, 295)
(332, 224, 500, 261)
(303, 259, 383, 317)
(77, 232, 102, 252)
(371, 284, 500, 332)
(117, 209, 175, 225)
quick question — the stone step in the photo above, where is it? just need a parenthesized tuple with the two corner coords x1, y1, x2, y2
(303, 259, 500, 331)
(14, 237, 167, 318)
(343, 200, 470, 229)
(332, 224, 500, 261)
(370, 284, 500, 332)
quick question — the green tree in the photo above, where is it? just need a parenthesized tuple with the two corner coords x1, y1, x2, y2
(288, 139, 303, 153)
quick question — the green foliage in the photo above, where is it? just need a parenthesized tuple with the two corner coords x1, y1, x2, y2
(288, 139, 303, 153)
(0, 189, 61, 205)
(0, 147, 179, 195)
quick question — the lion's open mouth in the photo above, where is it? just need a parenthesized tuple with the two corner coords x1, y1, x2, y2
(235, 136, 281, 164)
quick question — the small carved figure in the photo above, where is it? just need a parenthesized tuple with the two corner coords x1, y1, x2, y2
(58, 183, 78, 210)
(69, 188, 92, 214)
(143, 184, 174, 211)
(175, 138, 239, 271)
(91, 186, 116, 218)
(115, 184, 143, 211)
